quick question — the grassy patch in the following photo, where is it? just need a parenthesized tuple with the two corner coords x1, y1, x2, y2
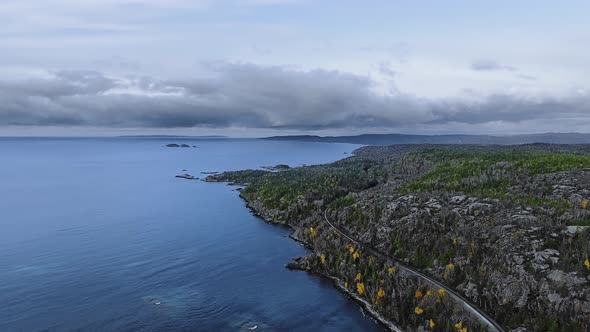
(403, 148, 590, 208)
(569, 217, 590, 226)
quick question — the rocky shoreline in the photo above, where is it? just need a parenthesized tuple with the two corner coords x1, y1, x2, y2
(220, 185, 488, 332)
(206, 144, 590, 331)
(202, 178, 396, 329)
(234, 189, 400, 332)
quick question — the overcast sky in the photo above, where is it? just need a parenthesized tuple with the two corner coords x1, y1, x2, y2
(2, 0, 590, 136)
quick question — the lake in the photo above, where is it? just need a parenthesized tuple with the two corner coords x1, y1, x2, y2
(0, 137, 383, 332)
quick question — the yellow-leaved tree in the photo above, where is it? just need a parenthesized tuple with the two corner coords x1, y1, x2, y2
(415, 290, 424, 300)
(375, 288, 385, 302)
(356, 282, 365, 295)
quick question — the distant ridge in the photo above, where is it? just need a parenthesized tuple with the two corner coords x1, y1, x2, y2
(119, 135, 227, 138)
(262, 133, 590, 145)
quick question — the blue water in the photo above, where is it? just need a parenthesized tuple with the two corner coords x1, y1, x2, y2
(0, 138, 382, 332)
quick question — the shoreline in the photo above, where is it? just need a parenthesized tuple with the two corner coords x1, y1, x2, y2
(230, 187, 400, 332)
(206, 147, 401, 331)
(196, 143, 590, 330)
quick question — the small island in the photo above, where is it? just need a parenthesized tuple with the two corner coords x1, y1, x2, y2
(175, 173, 199, 180)
(165, 143, 192, 148)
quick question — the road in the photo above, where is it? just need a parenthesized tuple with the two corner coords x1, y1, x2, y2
(323, 209, 505, 332)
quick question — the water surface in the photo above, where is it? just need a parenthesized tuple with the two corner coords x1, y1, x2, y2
(0, 137, 382, 331)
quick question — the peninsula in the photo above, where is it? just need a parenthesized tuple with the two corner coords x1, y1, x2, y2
(207, 144, 590, 331)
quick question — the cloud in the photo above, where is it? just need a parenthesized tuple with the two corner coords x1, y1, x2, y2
(378, 62, 397, 79)
(471, 59, 516, 72)
(470, 59, 538, 83)
(430, 95, 590, 125)
(515, 73, 537, 81)
(359, 42, 410, 62)
(0, 62, 589, 131)
(92, 56, 142, 73)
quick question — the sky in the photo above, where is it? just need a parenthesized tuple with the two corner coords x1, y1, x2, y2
(1, 0, 590, 136)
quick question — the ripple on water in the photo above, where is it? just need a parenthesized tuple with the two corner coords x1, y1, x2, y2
(224, 312, 273, 331)
(142, 285, 229, 320)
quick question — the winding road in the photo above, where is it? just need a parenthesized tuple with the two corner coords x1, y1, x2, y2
(323, 209, 505, 332)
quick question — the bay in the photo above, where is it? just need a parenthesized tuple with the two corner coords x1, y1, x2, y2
(0, 137, 383, 332)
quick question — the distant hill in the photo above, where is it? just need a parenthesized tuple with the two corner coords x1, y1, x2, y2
(119, 135, 227, 138)
(262, 133, 590, 145)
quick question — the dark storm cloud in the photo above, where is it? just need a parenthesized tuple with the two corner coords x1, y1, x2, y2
(430, 95, 590, 124)
(0, 63, 588, 129)
(0, 70, 117, 99)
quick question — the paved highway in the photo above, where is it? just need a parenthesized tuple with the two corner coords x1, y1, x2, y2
(323, 209, 505, 332)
